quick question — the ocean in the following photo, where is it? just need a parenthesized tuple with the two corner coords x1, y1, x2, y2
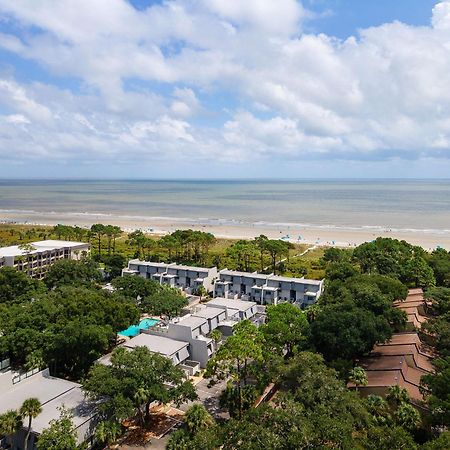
(0, 179, 449, 235)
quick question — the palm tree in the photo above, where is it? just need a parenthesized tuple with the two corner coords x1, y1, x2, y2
(348, 366, 368, 392)
(183, 404, 214, 435)
(111, 226, 122, 253)
(366, 395, 391, 426)
(167, 429, 191, 450)
(90, 224, 105, 256)
(394, 402, 421, 431)
(305, 304, 321, 323)
(386, 385, 410, 408)
(160, 235, 178, 261)
(142, 237, 155, 260)
(195, 285, 207, 302)
(104, 225, 115, 255)
(20, 398, 42, 450)
(0, 410, 23, 449)
(73, 226, 87, 242)
(25, 351, 45, 372)
(127, 230, 147, 259)
(254, 235, 268, 271)
(209, 329, 222, 350)
(95, 421, 122, 449)
(133, 387, 149, 426)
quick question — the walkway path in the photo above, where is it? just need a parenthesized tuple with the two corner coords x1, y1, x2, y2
(263, 244, 317, 272)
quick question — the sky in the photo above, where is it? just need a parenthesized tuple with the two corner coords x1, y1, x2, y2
(0, 0, 450, 179)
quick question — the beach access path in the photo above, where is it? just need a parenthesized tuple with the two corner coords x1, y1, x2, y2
(263, 245, 317, 272)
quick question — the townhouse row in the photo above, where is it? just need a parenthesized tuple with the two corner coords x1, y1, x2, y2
(122, 259, 324, 307)
(99, 297, 258, 373)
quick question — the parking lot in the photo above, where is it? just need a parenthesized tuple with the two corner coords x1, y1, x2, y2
(179, 376, 230, 420)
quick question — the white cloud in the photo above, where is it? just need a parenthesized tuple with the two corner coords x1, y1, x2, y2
(2, 114, 30, 124)
(204, 0, 305, 34)
(432, 0, 450, 29)
(0, 0, 450, 169)
(130, 116, 195, 143)
(170, 87, 200, 117)
(0, 79, 52, 122)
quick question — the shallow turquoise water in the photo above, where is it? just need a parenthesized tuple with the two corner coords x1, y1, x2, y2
(118, 318, 159, 337)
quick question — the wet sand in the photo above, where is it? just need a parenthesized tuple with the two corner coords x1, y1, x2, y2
(1, 210, 449, 250)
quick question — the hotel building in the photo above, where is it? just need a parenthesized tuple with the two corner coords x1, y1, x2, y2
(0, 240, 90, 279)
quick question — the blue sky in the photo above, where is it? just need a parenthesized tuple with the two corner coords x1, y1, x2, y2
(303, 0, 440, 37)
(0, 0, 449, 178)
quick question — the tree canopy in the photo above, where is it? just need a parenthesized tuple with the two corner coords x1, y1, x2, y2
(36, 408, 78, 450)
(0, 278, 139, 377)
(0, 266, 45, 304)
(44, 258, 102, 289)
(352, 237, 435, 287)
(261, 303, 309, 357)
(83, 346, 197, 425)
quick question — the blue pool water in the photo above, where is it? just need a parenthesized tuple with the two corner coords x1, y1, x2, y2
(118, 318, 159, 337)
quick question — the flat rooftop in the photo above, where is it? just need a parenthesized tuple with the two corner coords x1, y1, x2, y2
(219, 269, 268, 279)
(0, 370, 79, 414)
(123, 333, 188, 356)
(128, 260, 215, 272)
(0, 370, 96, 438)
(206, 297, 256, 312)
(269, 274, 323, 285)
(218, 269, 323, 285)
(169, 264, 213, 272)
(174, 315, 207, 329)
(0, 240, 88, 258)
(192, 306, 224, 320)
(129, 260, 168, 267)
(31, 386, 96, 435)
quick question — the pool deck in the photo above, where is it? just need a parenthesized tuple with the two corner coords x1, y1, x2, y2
(118, 316, 161, 338)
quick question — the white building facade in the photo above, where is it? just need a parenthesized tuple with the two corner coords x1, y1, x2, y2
(121, 260, 323, 307)
(214, 269, 323, 307)
(0, 367, 96, 450)
(122, 260, 218, 294)
(0, 240, 90, 279)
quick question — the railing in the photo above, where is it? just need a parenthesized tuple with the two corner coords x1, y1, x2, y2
(12, 367, 40, 385)
(0, 357, 10, 370)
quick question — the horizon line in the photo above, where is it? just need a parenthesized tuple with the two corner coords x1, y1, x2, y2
(0, 177, 450, 182)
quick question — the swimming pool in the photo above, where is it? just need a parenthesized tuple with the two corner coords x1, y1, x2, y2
(118, 318, 159, 337)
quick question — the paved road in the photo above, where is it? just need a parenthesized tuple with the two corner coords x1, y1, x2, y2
(179, 377, 229, 420)
(119, 376, 229, 449)
(119, 434, 170, 450)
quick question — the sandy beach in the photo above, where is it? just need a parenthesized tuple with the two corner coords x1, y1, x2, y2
(1, 210, 449, 251)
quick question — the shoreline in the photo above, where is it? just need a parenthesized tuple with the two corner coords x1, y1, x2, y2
(1, 211, 449, 251)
